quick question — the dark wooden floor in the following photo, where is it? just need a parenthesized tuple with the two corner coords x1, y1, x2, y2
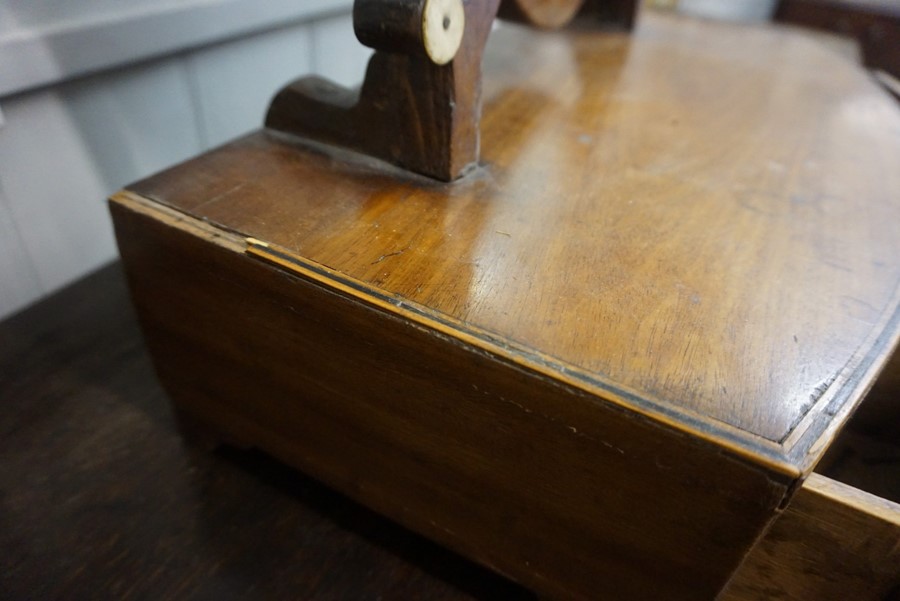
(0, 263, 534, 600)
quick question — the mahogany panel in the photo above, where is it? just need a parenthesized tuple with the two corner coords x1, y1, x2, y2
(129, 12, 900, 471)
(113, 9, 900, 600)
(110, 193, 790, 601)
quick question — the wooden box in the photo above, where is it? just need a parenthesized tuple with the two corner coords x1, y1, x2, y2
(110, 12, 900, 601)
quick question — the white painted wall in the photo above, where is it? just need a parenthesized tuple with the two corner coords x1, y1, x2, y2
(0, 1, 372, 319)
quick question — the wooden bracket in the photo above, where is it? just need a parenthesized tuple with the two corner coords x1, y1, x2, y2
(265, 0, 637, 181)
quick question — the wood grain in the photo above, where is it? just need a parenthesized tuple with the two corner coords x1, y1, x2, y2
(112, 9, 900, 601)
(723, 473, 900, 601)
(0, 264, 534, 601)
(111, 192, 791, 601)
(267, 0, 637, 181)
(266, 0, 502, 181)
(134, 11, 900, 471)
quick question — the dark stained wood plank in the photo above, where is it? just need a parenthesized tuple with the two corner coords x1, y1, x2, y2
(840, 338, 900, 444)
(776, 0, 900, 80)
(0, 264, 534, 601)
(110, 192, 792, 601)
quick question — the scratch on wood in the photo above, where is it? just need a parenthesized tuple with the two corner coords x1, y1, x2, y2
(809, 374, 838, 405)
(192, 182, 247, 212)
(371, 247, 408, 265)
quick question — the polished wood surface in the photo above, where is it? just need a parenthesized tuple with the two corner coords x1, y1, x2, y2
(116, 10, 900, 594)
(133, 11, 900, 473)
(112, 191, 793, 600)
(267, 0, 637, 181)
(113, 9, 900, 600)
(0, 264, 533, 600)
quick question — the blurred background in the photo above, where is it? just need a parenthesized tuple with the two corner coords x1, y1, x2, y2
(0, 0, 897, 321)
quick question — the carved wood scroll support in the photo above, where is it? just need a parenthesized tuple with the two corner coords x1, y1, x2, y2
(265, 0, 636, 181)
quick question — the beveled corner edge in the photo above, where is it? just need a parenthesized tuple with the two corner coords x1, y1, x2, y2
(784, 298, 900, 474)
(117, 187, 875, 480)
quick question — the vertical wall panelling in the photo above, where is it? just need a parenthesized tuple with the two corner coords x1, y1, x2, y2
(58, 57, 203, 192)
(0, 3, 17, 36)
(0, 6, 371, 321)
(0, 56, 202, 306)
(0, 89, 117, 299)
(311, 14, 373, 88)
(0, 179, 43, 318)
(185, 22, 314, 150)
(0, 0, 353, 97)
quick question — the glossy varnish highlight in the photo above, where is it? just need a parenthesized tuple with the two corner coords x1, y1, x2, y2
(129, 13, 900, 470)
